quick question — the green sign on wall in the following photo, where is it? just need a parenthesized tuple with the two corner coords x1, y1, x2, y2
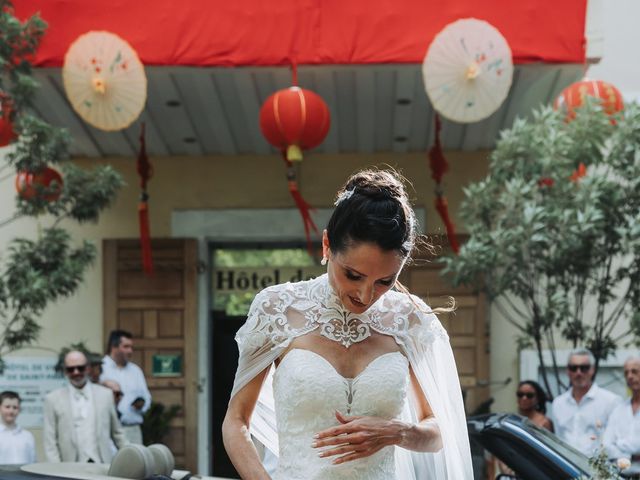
(152, 354, 182, 377)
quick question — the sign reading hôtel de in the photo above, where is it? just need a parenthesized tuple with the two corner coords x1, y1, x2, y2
(214, 267, 325, 294)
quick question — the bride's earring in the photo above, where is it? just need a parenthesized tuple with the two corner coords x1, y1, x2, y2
(321, 256, 327, 266)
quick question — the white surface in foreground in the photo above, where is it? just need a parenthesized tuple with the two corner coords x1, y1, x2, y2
(21, 463, 234, 480)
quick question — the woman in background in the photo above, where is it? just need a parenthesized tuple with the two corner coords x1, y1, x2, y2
(516, 380, 553, 431)
(488, 380, 554, 478)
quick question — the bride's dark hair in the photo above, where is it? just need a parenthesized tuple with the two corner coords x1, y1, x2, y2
(326, 168, 453, 313)
(326, 168, 417, 258)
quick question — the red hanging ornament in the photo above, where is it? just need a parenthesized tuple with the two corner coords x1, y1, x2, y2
(429, 115, 448, 184)
(554, 79, 624, 120)
(428, 114, 460, 254)
(0, 93, 16, 147)
(259, 86, 330, 162)
(259, 63, 330, 254)
(434, 196, 460, 253)
(15, 167, 63, 202)
(136, 123, 153, 275)
(283, 157, 318, 255)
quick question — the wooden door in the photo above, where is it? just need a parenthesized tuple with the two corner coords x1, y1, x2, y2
(400, 243, 490, 414)
(103, 239, 198, 471)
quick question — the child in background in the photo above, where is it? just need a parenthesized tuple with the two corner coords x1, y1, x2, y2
(0, 391, 36, 464)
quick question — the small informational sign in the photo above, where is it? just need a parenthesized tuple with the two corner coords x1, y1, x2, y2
(0, 356, 65, 428)
(152, 354, 182, 377)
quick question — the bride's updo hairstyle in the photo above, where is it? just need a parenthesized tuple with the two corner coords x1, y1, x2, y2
(327, 169, 417, 259)
(327, 169, 452, 313)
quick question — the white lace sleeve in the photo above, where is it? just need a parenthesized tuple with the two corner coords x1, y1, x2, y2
(405, 295, 449, 348)
(231, 286, 294, 398)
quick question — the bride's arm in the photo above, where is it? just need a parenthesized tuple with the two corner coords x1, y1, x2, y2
(398, 365, 443, 452)
(222, 367, 272, 480)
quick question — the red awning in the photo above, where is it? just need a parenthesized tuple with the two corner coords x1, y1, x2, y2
(14, 0, 586, 67)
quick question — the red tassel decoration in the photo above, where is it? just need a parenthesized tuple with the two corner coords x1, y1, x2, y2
(434, 196, 460, 254)
(136, 123, 154, 275)
(282, 154, 318, 255)
(428, 114, 448, 183)
(428, 113, 460, 254)
(138, 201, 153, 274)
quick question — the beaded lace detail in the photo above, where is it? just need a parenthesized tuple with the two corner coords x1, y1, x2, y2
(236, 274, 448, 352)
(315, 285, 381, 347)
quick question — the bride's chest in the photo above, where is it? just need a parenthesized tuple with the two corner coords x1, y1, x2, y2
(272, 349, 410, 422)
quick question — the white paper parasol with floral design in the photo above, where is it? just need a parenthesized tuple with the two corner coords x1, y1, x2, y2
(63, 31, 147, 131)
(422, 18, 513, 123)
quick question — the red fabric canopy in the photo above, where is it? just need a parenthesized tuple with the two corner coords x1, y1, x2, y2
(14, 0, 586, 67)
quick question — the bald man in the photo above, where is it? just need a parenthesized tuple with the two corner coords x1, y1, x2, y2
(603, 356, 640, 462)
(43, 350, 128, 462)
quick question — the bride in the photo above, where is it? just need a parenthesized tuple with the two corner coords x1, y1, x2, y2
(222, 169, 473, 479)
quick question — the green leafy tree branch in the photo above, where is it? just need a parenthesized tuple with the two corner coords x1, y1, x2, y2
(443, 100, 640, 398)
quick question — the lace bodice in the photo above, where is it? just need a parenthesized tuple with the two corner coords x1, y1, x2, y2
(235, 274, 448, 356)
(272, 348, 409, 480)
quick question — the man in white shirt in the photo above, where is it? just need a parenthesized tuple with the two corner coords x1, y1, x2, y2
(0, 391, 35, 464)
(43, 350, 128, 462)
(100, 330, 151, 444)
(603, 356, 640, 462)
(551, 348, 621, 456)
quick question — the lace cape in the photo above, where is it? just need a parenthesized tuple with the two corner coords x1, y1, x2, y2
(230, 274, 473, 479)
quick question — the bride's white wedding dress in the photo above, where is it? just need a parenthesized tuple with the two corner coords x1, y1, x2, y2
(272, 348, 409, 479)
(229, 274, 473, 479)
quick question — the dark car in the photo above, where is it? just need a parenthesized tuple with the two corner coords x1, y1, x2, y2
(468, 413, 627, 480)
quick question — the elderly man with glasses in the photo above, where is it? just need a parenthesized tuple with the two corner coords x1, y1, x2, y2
(550, 348, 622, 456)
(43, 350, 129, 463)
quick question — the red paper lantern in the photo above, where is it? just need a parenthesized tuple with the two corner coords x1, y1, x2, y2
(259, 86, 330, 161)
(0, 93, 16, 147)
(554, 79, 624, 119)
(15, 167, 64, 202)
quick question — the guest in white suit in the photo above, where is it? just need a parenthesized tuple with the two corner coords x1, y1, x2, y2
(43, 350, 128, 463)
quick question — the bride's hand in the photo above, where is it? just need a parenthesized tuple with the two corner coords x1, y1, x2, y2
(311, 411, 406, 464)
